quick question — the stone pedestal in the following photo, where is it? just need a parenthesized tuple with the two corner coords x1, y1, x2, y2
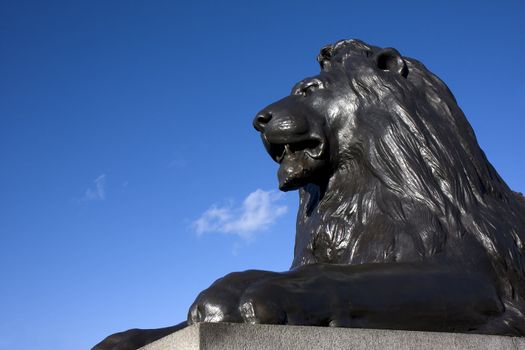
(139, 323, 525, 350)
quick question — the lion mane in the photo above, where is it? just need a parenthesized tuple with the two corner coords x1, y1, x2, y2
(283, 39, 525, 333)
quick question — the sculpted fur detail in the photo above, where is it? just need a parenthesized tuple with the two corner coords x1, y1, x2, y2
(292, 40, 525, 271)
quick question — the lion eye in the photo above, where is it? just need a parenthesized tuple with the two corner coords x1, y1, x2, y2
(295, 79, 324, 96)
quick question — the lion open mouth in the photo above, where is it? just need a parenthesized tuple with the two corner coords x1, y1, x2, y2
(263, 136, 327, 191)
(269, 139, 324, 163)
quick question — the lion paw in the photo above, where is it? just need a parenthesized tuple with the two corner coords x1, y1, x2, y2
(188, 287, 242, 324)
(188, 270, 279, 324)
(238, 270, 353, 327)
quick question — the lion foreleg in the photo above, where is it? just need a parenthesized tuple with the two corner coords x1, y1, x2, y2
(237, 263, 504, 332)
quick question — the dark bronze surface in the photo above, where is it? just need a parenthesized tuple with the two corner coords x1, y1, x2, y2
(93, 39, 525, 349)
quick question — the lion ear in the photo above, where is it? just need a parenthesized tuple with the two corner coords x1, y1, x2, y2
(374, 48, 408, 78)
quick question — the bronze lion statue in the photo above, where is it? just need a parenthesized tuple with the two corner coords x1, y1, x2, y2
(93, 39, 525, 349)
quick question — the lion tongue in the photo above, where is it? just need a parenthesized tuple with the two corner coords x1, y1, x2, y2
(278, 149, 309, 191)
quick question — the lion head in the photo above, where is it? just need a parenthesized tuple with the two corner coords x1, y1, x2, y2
(253, 39, 525, 329)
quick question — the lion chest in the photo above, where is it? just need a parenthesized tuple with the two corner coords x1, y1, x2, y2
(293, 189, 426, 267)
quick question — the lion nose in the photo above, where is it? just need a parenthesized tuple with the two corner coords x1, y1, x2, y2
(253, 112, 272, 132)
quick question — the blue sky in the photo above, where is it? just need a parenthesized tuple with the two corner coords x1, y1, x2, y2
(1, 1, 524, 349)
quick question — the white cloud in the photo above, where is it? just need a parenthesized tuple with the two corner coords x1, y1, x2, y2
(193, 189, 288, 239)
(83, 174, 106, 201)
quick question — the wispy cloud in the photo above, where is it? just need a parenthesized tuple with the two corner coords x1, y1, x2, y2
(168, 153, 187, 169)
(193, 189, 288, 240)
(83, 174, 106, 201)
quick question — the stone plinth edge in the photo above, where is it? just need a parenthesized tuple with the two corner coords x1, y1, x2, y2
(139, 323, 525, 350)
